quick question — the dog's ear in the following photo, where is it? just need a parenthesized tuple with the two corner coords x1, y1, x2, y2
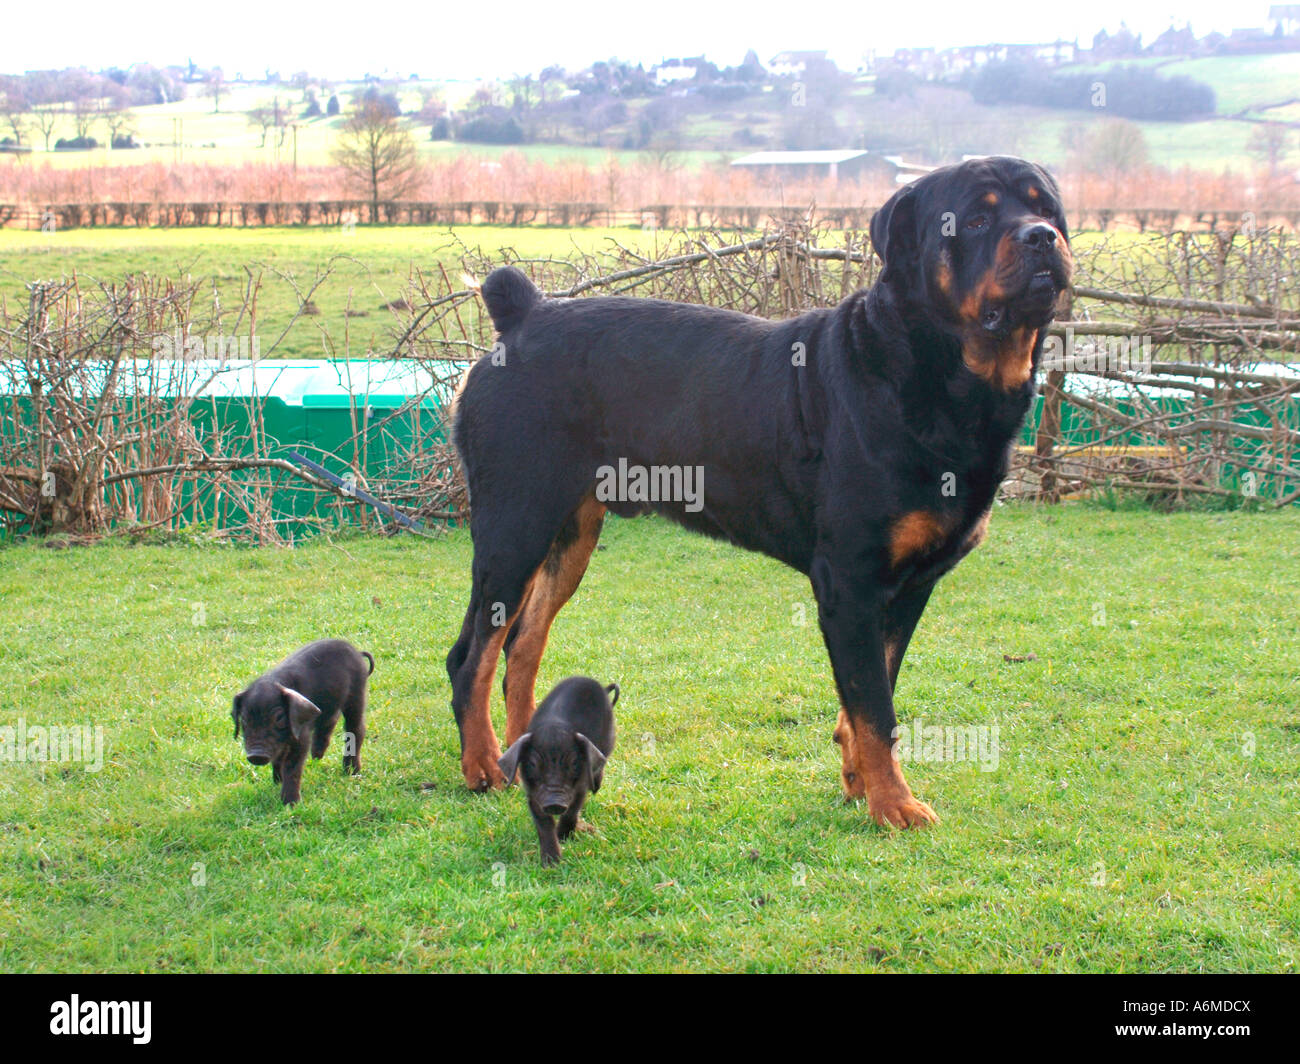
(869, 183, 918, 285)
(231, 693, 243, 739)
(576, 733, 607, 793)
(277, 685, 321, 741)
(605, 683, 619, 707)
(497, 733, 532, 785)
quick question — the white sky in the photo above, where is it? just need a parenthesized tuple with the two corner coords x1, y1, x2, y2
(0, 1, 1278, 80)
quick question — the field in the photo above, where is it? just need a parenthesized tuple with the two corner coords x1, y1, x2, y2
(0, 224, 672, 358)
(1, 507, 1297, 972)
(1, 225, 1178, 362)
(8, 51, 1300, 179)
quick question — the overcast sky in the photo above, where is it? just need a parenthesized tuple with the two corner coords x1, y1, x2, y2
(0, 1, 1277, 80)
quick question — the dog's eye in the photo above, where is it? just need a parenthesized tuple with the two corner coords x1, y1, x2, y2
(964, 213, 989, 231)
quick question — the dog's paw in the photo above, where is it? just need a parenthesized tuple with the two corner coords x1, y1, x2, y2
(867, 792, 938, 829)
(461, 751, 505, 792)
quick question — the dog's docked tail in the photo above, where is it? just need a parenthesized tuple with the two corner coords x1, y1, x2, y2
(480, 266, 541, 334)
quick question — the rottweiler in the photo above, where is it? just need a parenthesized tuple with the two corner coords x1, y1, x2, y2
(446, 155, 1071, 828)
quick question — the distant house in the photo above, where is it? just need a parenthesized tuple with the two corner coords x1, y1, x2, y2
(730, 149, 932, 184)
(1272, 5, 1300, 34)
(1229, 26, 1272, 44)
(768, 51, 827, 78)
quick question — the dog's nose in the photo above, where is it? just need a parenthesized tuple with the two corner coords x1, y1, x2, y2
(1016, 222, 1057, 249)
(247, 754, 270, 766)
(542, 803, 567, 816)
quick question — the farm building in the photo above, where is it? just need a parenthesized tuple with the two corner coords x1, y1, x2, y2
(730, 150, 932, 185)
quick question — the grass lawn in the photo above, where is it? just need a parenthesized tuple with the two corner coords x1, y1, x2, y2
(0, 224, 673, 358)
(0, 505, 1296, 972)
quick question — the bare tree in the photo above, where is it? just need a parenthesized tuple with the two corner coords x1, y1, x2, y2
(247, 106, 275, 147)
(1246, 122, 1293, 180)
(0, 85, 28, 144)
(71, 96, 98, 141)
(30, 103, 62, 150)
(247, 98, 288, 148)
(103, 107, 137, 147)
(330, 100, 420, 221)
(204, 68, 225, 113)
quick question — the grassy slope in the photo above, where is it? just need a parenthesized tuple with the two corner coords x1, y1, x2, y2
(0, 225, 671, 358)
(11, 53, 1300, 176)
(0, 506, 1296, 972)
(0, 227, 1175, 364)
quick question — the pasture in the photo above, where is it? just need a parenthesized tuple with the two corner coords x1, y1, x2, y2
(0, 224, 670, 358)
(1, 507, 1296, 972)
(11, 50, 1300, 176)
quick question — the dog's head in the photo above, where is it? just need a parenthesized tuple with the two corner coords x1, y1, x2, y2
(870, 156, 1073, 388)
(231, 681, 321, 766)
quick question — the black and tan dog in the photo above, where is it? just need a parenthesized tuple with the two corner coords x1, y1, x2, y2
(447, 156, 1071, 827)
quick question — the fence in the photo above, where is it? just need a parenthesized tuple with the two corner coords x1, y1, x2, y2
(1, 220, 1296, 543)
(5, 200, 1300, 234)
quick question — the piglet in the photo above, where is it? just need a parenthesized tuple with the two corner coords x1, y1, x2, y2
(231, 638, 374, 805)
(498, 676, 618, 865)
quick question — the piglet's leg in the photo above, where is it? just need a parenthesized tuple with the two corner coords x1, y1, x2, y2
(531, 806, 561, 865)
(341, 700, 365, 775)
(279, 749, 309, 805)
(557, 793, 587, 840)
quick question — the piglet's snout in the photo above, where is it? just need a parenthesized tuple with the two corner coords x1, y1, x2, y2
(246, 752, 271, 766)
(537, 788, 571, 815)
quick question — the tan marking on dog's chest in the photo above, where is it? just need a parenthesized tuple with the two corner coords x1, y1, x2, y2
(962, 327, 1038, 391)
(889, 510, 949, 567)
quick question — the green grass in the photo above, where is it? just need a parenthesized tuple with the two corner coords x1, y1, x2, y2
(15, 52, 1300, 178)
(0, 507, 1296, 972)
(0, 224, 676, 358)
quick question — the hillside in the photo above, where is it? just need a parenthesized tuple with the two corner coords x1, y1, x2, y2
(5, 52, 1299, 178)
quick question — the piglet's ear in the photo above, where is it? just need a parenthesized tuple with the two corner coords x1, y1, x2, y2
(231, 693, 243, 739)
(576, 733, 607, 793)
(278, 685, 322, 741)
(498, 733, 531, 785)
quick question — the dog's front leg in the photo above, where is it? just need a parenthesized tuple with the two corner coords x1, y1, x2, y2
(812, 560, 937, 828)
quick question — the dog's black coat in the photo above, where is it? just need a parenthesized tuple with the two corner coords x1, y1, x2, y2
(232, 638, 374, 805)
(498, 677, 617, 864)
(449, 156, 1071, 825)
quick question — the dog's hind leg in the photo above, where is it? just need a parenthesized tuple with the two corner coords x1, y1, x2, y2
(502, 496, 606, 745)
(449, 561, 538, 791)
(450, 490, 592, 790)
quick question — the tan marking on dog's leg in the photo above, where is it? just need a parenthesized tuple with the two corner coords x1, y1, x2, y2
(835, 710, 937, 828)
(461, 579, 535, 791)
(503, 498, 605, 745)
